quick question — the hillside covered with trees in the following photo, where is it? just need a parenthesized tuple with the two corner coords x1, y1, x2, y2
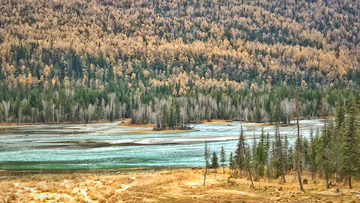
(0, 0, 359, 126)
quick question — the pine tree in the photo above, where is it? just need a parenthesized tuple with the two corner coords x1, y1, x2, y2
(260, 127, 265, 146)
(334, 97, 345, 182)
(283, 135, 290, 171)
(235, 126, 245, 175)
(341, 99, 360, 189)
(288, 146, 294, 171)
(252, 132, 258, 176)
(256, 142, 266, 180)
(265, 132, 270, 158)
(220, 146, 226, 174)
(316, 100, 334, 189)
(229, 152, 234, 173)
(266, 148, 273, 183)
(302, 137, 310, 169)
(309, 128, 318, 180)
(295, 96, 304, 192)
(211, 152, 219, 173)
(273, 99, 286, 183)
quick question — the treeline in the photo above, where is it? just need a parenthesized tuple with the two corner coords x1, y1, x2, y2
(207, 97, 360, 189)
(0, 80, 358, 126)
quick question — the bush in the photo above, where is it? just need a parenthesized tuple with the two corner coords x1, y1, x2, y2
(303, 179, 308, 184)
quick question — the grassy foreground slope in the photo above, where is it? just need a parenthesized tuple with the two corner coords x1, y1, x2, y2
(0, 168, 359, 202)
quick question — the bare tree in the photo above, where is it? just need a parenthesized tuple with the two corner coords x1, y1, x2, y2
(203, 140, 210, 186)
(2, 101, 10, 123)
(281, 98, 296, 124)
(240, 123, 255, 189)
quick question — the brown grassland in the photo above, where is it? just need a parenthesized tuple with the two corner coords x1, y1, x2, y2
(0, 168, 359, 203)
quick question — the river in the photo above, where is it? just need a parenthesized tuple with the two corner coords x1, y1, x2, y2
(0, 120, 323, 170)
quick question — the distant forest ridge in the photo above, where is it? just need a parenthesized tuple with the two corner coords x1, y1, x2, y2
(0, 0, 359, 125)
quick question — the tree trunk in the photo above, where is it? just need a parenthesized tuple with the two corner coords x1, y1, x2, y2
(325, 172, 329, 189)
(344, 176, 347, 186)
(349, 177, 352, 189)
(203, 168, 207, 186)
(223, 166, 225, 174)
(247, 165, 255, 189)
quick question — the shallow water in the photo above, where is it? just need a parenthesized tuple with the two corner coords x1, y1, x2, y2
(0, 120, 323, 170)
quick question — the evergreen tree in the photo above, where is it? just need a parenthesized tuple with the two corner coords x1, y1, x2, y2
(341, 99, 360, 189)
(256, 142, 266, 180)
(316, 114, 334, 189)
(309, 128, 318, 180)
(266, 147, 273, 183)
(334, 97, 345, 182)
(235, 126, 245, 175)
(220, 146, 226, 174)
(295, 95, 304, 192)
(288, 146, 294, 171)
(211, 152, 219, 173)
(283, 135, 290, 171)
(265, 132, 270, 158)
(229, 152, 234, 173)
(302, 137, 310, 168)
(273, 99, 286, 182)
(260, 127, 265, 148)
(252, 132, 258, 176)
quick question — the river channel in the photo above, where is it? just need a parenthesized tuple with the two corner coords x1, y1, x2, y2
(0, 120, 323, 170)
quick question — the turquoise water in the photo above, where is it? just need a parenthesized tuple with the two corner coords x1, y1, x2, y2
(0, 120, 323, 170)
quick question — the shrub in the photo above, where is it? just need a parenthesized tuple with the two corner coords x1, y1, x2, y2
(303, 179, 308, 184)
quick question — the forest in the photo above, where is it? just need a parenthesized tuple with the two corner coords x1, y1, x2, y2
(0, 0, 360, 126)
(206, 98, 360, 190)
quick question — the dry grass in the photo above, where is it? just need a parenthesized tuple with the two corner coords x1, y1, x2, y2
(116, 119, 156, 128)
(1, 168, 359, 202)
(201, 119, 228, 124)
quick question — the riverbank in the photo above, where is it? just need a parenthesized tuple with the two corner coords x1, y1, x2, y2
(1, 168, 359, 202)
(0, 117, 324, 129)
(0, 119, 112, 127)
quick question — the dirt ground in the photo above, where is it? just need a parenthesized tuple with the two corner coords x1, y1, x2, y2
(1, 168, 359, 203)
